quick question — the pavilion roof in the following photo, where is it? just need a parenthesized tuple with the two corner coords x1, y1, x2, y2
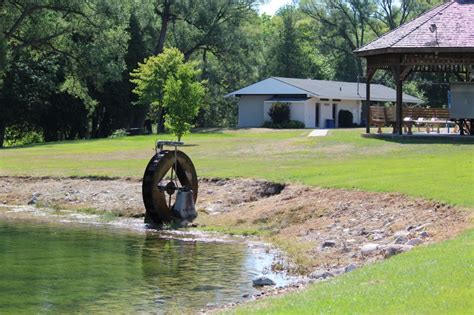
(355, 0, 474, 56)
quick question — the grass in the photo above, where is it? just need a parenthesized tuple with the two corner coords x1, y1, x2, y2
(228, 229, 474, 315)
(0, 128, 473, 207)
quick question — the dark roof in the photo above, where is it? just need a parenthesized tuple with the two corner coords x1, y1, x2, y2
(355, 0, 474, 56)
(226, 77, 423, 104)
(266, 96, 310, 102)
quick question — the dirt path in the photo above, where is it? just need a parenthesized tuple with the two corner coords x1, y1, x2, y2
(0, 176, 471, 276)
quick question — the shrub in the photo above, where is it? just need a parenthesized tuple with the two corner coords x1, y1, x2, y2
(4, 125, 43, 147)
(338, 110, 353, 128)
(109, 129, 128, 138)
(268, 102, 290, 124)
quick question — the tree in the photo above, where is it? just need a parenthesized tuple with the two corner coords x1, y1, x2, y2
(163, 62, 206, 141)
(131, 47, 184, 131)
(301, 0, 376, 80)
(131, 47, 206, 138)
(271, 6, 307, 78)
(0, 0, 130, 146)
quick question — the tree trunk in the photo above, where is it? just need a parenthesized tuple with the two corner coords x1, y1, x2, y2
(154, 0, 172, 54)
(0, 120, 5, 148)
(156, 107, 165, 134)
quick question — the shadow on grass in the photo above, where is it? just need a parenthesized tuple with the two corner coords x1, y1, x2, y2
(192, 128, 229, 134)
(362, 133, 474, 145)
(0, 138, 105, 150)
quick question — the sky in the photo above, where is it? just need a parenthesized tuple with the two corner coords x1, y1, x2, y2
(259, 0, 295, 15)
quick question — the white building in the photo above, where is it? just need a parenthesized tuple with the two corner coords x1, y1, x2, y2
(225, 77, 423, 128)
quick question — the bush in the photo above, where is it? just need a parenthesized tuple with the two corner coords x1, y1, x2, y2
(262, 120, 305, 129)
(109, 129, 128, 138)
(4, 125, 44, 147)
(268, 102, 290, 124)
(338, 110, 354, 128)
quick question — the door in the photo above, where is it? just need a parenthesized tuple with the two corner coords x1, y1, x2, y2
(315, 103, 320, 127)
(332, 103, 338, 128)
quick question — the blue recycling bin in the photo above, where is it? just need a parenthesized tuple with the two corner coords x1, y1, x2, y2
(326, 119, 335, 129)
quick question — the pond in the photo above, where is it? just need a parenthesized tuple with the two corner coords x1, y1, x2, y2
(0, 213, 292, 313)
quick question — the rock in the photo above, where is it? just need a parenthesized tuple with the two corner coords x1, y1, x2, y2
(252, 276, 275, 287)
(393, 230, 411, 244)
(358, 228, 369, 236)
(330, 267, 345, 275)
(361, 243, 379, 256)
(370, 233, 384, 241)
(322, 240, 337, 248)
(309, 269, 334, 280)
(394, 230, 411, 238)
(384, 244, 413, 258)
(406, 238, 423, 246)
(415, 223, 432, 232)
(419, 231, 429, 238)
(344, 264, 357, 273)
(261, 183, 285, 197)
(28, 194, 38, 205)
(395, 235, 408, 244)
(242, 293, 250, 298)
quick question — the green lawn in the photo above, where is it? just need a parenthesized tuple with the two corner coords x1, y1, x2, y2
(1, 128, 473, 206)
(228, 229, 474, 315)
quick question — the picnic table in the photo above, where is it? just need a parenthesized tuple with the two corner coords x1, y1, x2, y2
(370, 106, 453, 135)
(403, 117, 455, 135)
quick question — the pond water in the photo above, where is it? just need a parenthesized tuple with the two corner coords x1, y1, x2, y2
(0, 216, 290, 313)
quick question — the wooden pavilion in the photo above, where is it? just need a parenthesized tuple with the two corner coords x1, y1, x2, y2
(355, 0, 474, 135)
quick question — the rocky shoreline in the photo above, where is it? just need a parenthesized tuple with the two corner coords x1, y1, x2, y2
(0, 176, 472, 313)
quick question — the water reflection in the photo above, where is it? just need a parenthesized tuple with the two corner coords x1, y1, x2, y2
(140, 232, 259, 309)
(0, 220, 270, 313)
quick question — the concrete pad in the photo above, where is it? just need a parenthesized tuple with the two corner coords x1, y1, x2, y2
(308, 129, 329, 137)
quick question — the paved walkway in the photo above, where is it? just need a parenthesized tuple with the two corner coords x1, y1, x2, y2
(308, 129, 329, 137)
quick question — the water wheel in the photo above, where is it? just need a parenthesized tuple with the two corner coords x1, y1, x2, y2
(142, 142, 198, 225)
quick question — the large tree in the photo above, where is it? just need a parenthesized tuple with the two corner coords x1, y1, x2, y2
(0, 0, 130, 146)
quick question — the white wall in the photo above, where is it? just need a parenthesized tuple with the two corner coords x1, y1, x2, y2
(289, 102, 306, 124)
(304, 100, 316, 128)
(239, 95, 363, 128)
(319, 102, 333, 128)
(238, 95, 270, 127)
(264, 101, 311, 128)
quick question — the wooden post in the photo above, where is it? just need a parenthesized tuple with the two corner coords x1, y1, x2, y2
(366, 79, 371, 134)
(365, 66, 376, 134)
(396, 78, 403, 135)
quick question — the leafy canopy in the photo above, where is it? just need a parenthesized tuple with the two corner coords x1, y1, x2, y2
(163, 62, 206, 141)
(131, 47, 206, 140)
(130, 47, 184, 118)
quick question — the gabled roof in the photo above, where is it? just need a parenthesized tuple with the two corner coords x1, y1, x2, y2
(225, 77, 309, 96)
(226, 77, 423, 104)
(355, 0, 474, 56)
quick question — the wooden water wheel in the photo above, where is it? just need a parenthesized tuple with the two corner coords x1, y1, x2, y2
(142, 141, 198, 225)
